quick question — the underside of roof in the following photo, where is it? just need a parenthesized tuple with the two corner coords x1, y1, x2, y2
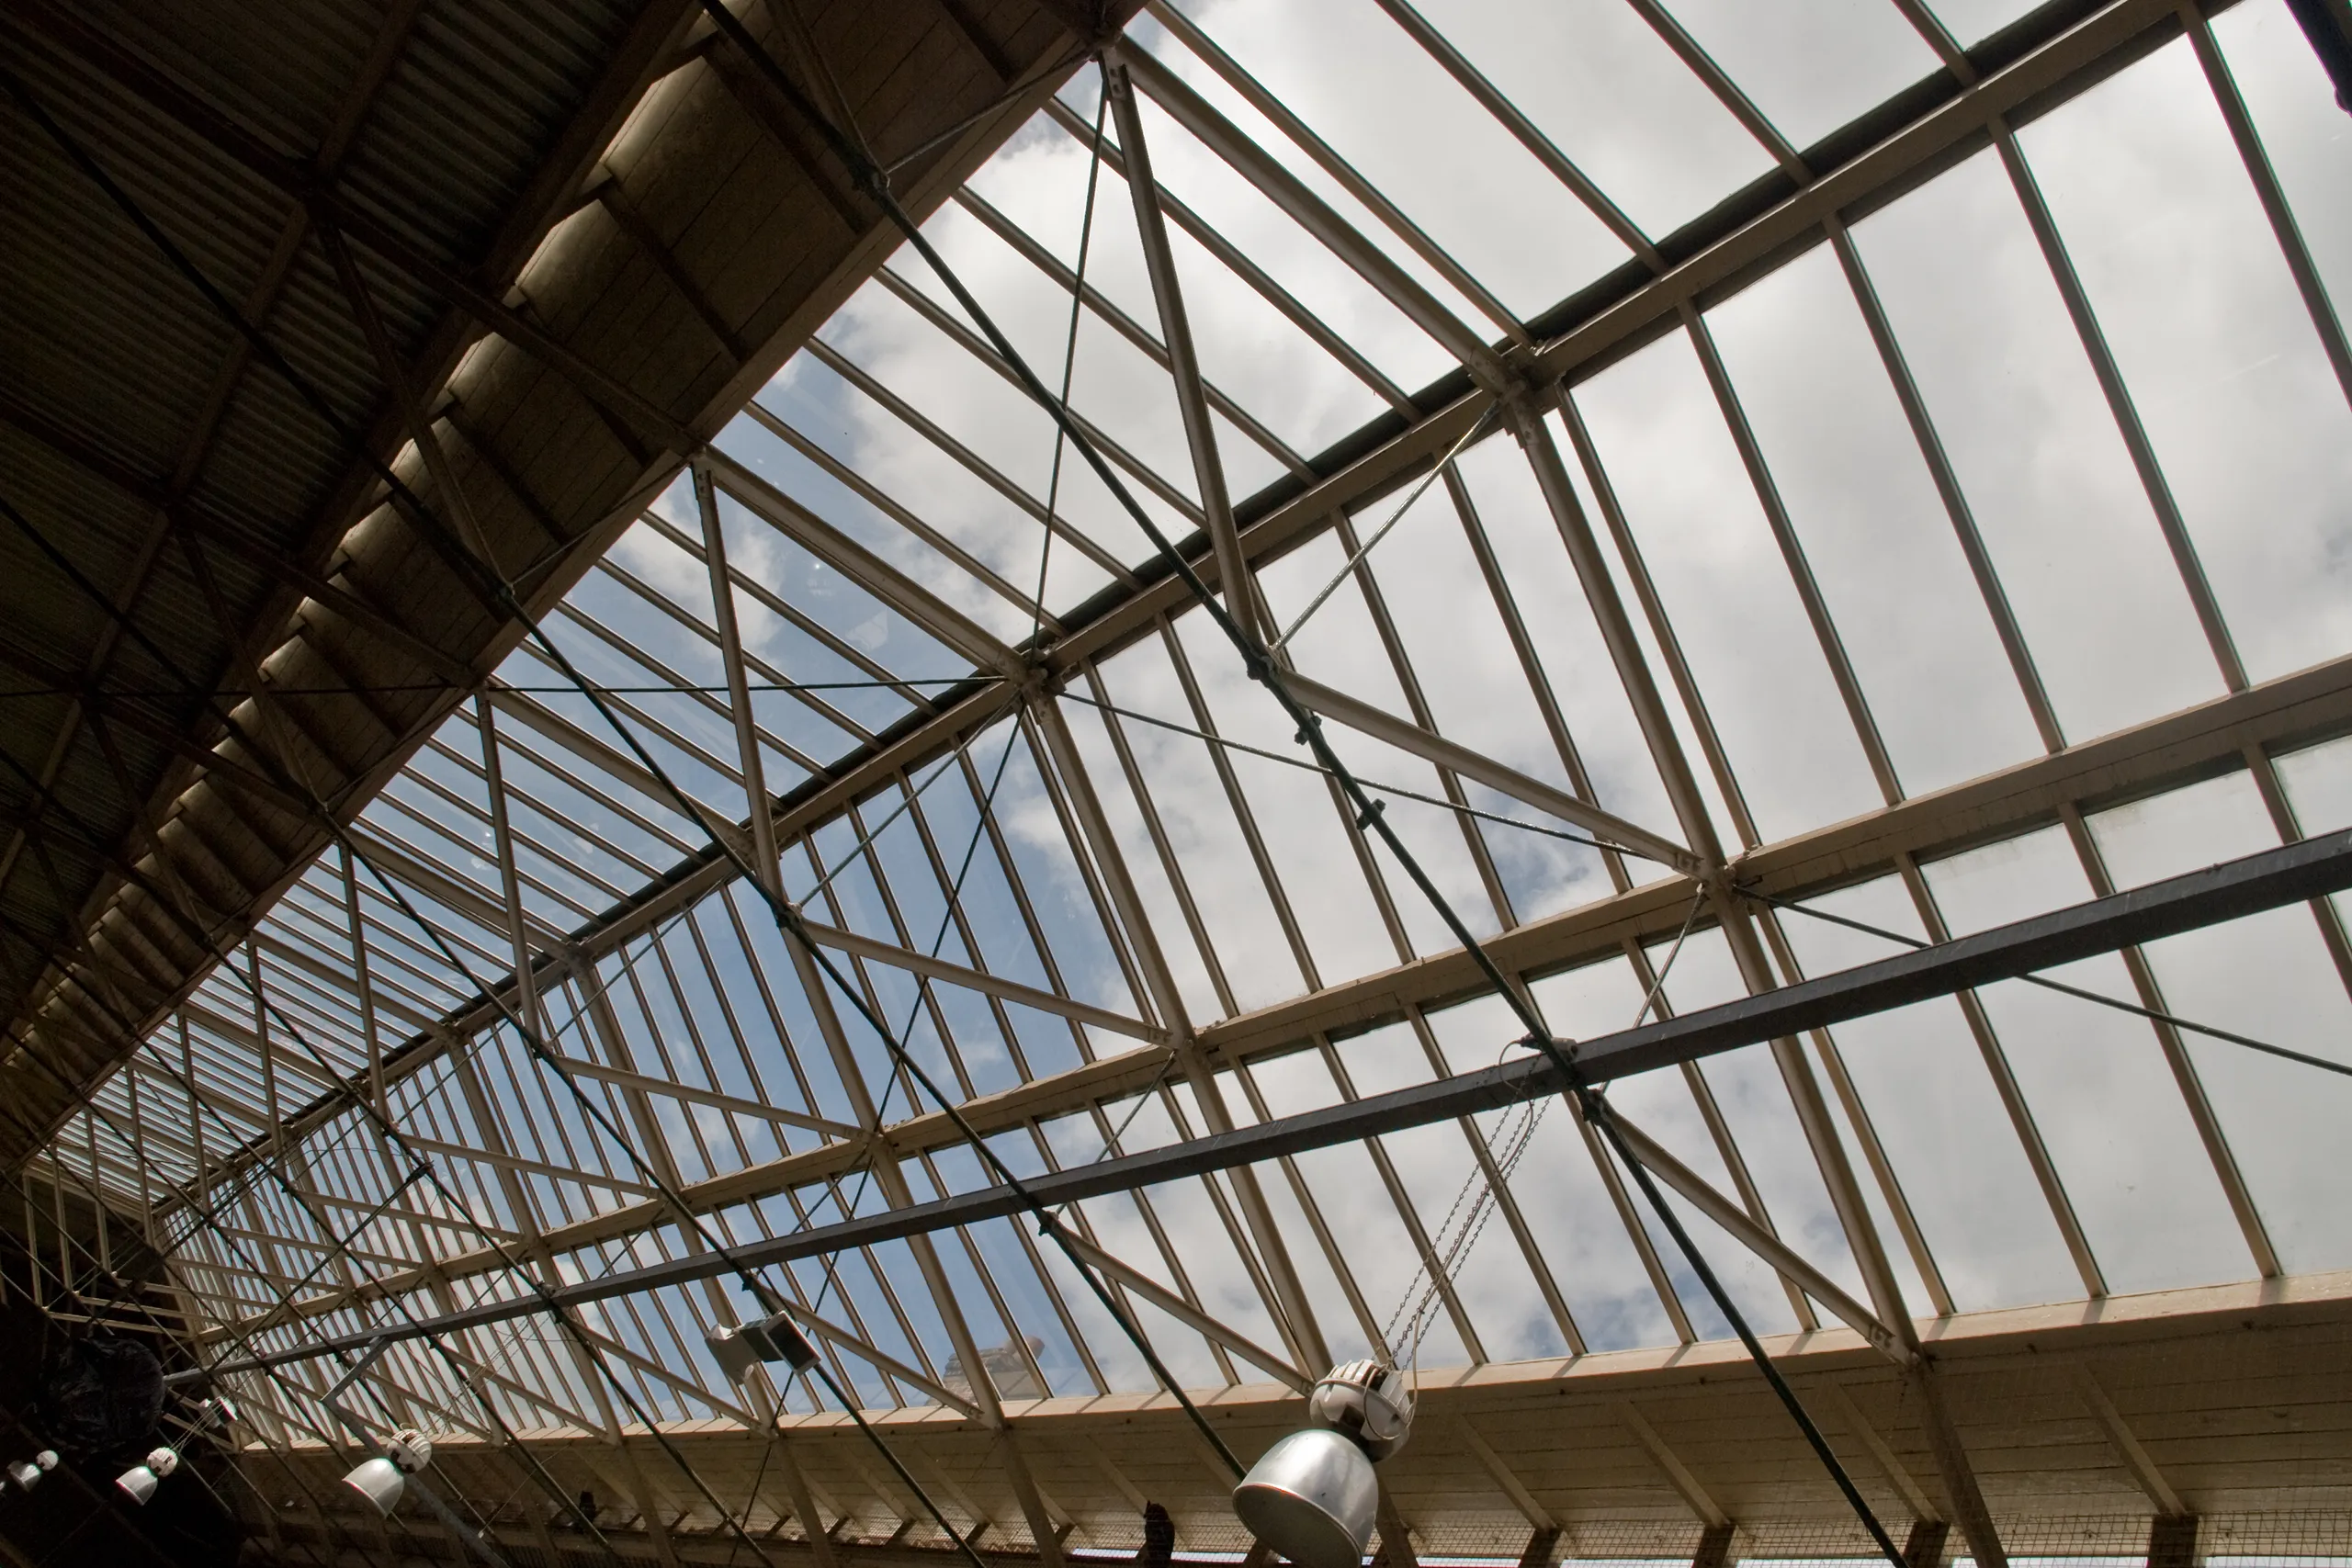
(7, 0, 2352, 1564)
(0, 0, 1093, 1166)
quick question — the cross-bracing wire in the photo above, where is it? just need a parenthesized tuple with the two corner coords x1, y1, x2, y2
(1057, 688, 1640, 861)
(799, 55, 1114, 1357)
(1, 62, 1216, 1554)
(1746, 883, 2352, 1082)
(1266, 406, 1500, 653)
(1376, 886, 1706, 1370)
(676, 18, 1912, 1562)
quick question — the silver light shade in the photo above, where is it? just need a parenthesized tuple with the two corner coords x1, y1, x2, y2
(1232, 1428, 1380, 1568)
(343, 1456, 406, 1516)
(116, 1450, 175, 1506)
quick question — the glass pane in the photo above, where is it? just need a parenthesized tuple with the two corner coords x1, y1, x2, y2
(1391, 0, 1774, 241)
(1570, 328, 1885, 843)
(1660, 0, 1941, 151)
(2019, 35, 2352, 684)
(1850, 145, 2225, 742)
(1705, 243, 2046, 795)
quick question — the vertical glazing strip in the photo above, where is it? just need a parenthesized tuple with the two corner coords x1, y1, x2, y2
(2057, 803, 2280, 1278)
(1828, 217, 2065, 753)
(1896, 852, 2107, 1298)
(1994, 122, 2249, 694)
(1682, 300, 1904, 807)
(2182, 2, 2352, 409)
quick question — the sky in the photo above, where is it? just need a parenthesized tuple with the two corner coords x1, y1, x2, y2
(39, 0, 2352, 1483)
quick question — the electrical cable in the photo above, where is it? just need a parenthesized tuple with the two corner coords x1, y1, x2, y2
(1267, 406, 1500, 653)
(11, 30, 1912, 1562)
(797, 58, 1114, 1377)
(1378, 886, 1703, 1367)
(1747, 883, 2352, 1082)
(2, 964, 629, 1561)
(673, 17, 1910, 1561)
(0, 33, 1259, 1490)
(1058, 688, 1639, 860)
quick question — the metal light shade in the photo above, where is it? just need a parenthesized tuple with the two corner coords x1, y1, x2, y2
(343, 1456, 407, 1516)
(1233, 1428, 1380, 1568)
(117, 1447, 177, 1505)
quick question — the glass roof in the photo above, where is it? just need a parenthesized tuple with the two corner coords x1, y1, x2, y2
(19, 0, 2352, 1551)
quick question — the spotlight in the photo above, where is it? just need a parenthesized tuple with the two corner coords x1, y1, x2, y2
(342, 1428, 432, 1517)
(1233, 1360, 1415, 1568)
(6, 1451, 58, 1492)
(116, 1447, 179, 1506)
(706, 1310, 820, 1383)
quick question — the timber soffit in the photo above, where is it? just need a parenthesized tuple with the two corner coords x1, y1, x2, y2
(0, 0, 1102, 1163)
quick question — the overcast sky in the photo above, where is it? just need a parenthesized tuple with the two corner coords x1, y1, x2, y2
(83, 0, 2352, 1435)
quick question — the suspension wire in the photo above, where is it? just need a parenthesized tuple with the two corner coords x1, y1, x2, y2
(0, 534, 784, 1565)
(797, 702, 1045, 1322)
(0, 1039, 590, 1564)
(1747, 884, 2352, 1082)
(675, 17, 1907, 1562)
(1266, 405, 1500, 653)
(807, 69, 1106, 1323)
(880, 42, 1093, 176)
(1032, 62, 1108, 651)
(0, 58, 1143, 1561)
(1378, 886, 1705, 1366)
(1057, 689, 1641, 861)
(16, 50, 1248, 1490)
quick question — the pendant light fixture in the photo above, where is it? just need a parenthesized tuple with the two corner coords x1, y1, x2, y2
(115, 1446, 179, 1505)
(1233, 1360, 1415, 1568)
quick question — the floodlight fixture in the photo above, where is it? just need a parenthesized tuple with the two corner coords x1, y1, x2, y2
(1233, 1360, 1416, 1568)
(706, 1310, 820, 1383)
(6, 1451, 58, 1492)
(342, 1428, 433, 1517)
(115, 1447, 179, 1506)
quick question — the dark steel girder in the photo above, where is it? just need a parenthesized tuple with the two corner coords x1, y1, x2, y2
(189, 824, 2352, 1381)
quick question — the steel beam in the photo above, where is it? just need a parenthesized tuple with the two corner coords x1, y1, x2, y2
(796, 915, 1168, 1044)
(190, 825, 2352, 1374)
(1115, 43, 1510, 389)
(703, 448, 1025, 682)
(1102, 57, 1268, 647)
(1283, 670, 1702, 874)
